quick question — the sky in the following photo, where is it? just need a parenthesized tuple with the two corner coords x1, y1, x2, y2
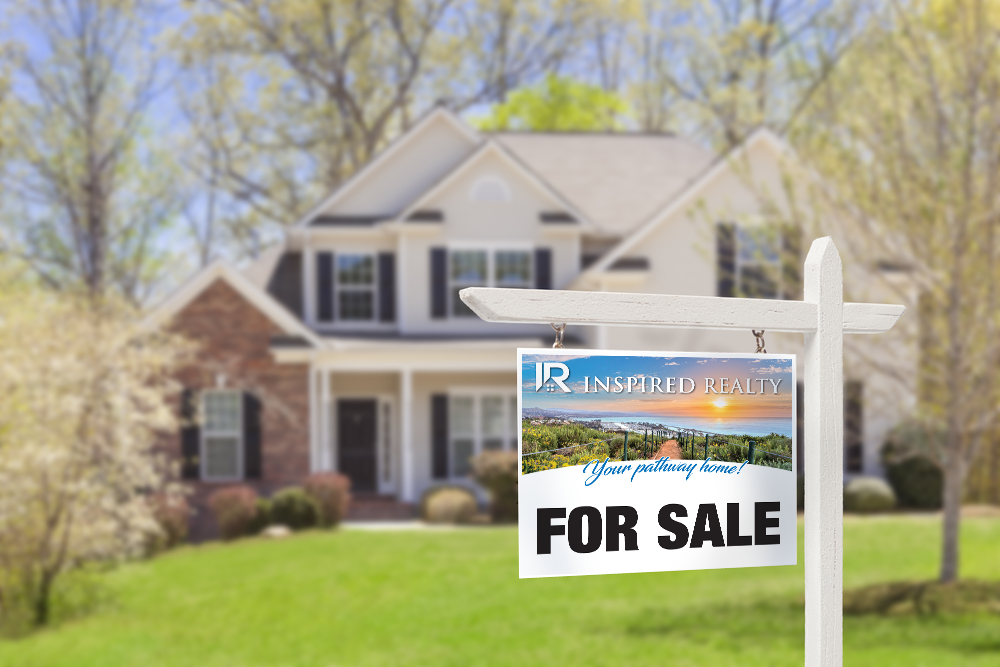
(521, 352, 794, 426)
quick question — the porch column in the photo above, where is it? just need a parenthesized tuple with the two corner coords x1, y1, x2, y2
(401, 368, 414, 502)
(309, 365, 319, 472)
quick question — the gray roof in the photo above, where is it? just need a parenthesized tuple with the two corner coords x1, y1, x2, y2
(494, 133, 714, 235)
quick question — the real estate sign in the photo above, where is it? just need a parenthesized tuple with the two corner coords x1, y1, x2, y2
(518, 349, 797, 579)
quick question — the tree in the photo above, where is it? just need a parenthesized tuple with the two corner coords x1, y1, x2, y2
(0, 277, 189, 631)
(475, 74, 629, 131)
(0, 0, 179, 303)
(173, 0, 591, 257)
(789, 0, 1000, 582)
(637, 0, 865, 147)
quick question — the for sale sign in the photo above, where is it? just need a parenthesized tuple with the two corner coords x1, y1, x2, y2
(518, 349, 797, 579)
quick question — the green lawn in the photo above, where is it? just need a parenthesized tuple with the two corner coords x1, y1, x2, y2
(2, 515, 999, 666)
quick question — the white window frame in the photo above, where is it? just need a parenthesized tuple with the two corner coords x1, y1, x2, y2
(447, 388, 519, 480)
(448, 243, 534, 318)
(734, 225, 782, 299)
(335, 252, 378, 323)
(200, 390, 244, 483)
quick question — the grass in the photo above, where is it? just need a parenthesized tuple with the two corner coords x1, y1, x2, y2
(2, 515, 999, 666)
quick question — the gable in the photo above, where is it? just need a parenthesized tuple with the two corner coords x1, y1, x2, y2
(583, 129, 792, 278)
(310, 110, 479, 222)
(401, 141, 589, 238)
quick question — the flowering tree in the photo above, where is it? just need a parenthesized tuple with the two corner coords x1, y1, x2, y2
(0, 282, 189, 629)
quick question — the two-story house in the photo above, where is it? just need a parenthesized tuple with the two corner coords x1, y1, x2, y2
(148, 108, 909, 535)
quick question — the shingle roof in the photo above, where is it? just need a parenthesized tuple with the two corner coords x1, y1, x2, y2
(493, 133, 714, 236)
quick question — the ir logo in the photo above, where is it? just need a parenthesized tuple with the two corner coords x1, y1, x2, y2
(535, 362, 571, 393)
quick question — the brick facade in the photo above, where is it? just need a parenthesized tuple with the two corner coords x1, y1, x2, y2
(169, 278, 310, 539)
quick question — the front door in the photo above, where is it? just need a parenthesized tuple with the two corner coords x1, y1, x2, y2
(337, 399, 378, 492)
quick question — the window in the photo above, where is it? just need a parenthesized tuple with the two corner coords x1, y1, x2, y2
(450, 250, 532, 317)
(736, 227, 781, 298)
(337, 254, 376, 320)
(470, 176, 511, 202)
(449, 393, 518, 478)
(202, 391, 242, 481)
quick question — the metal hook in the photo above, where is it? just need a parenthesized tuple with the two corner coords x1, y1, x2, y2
(752, 329, 767, 354)
(551, 323, 566, 349)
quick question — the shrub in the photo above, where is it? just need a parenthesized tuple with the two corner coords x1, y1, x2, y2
(148, 494, 190, 552)
(303, 473, 351, 527)
(246, 498, 272, 536)
(471, 450, 518, 522)
(270, 487, 320, 530)
(844, 477, 897, 513)
(207, 486, 259, 540)
(886, 456, 943, 509)
(421, 486, 478, 524)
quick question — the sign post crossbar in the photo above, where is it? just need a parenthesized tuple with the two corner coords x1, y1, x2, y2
(461, 237, 904, 667)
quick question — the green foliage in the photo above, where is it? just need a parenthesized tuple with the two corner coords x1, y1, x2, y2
(844, 477, 897, 513)
(476, 75, 629, 131)
(470, 451, 518, 523)
(269, 488, 320, 531)
(887, 456, 943, 509)
(246, 499, 272, 536)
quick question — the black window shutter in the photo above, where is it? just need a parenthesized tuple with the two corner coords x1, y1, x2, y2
(317, 251, 335, 321)
(716, 222, 736, 297)
(534, 248, 552, 289)
(782, 225, 803, 301)
(378, 252, 396, 322)
(243, 392, 262, 480)
(430, 248, 447, 318)
(432, 394, 449, 479)
(180, 389, 200, 480)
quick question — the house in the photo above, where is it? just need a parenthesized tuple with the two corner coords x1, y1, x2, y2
(147, 108, 910, 537)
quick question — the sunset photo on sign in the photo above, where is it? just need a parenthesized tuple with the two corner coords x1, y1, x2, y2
(518, 350, 795, 476)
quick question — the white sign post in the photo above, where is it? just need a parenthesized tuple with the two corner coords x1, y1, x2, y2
(461, 237, 904, 667)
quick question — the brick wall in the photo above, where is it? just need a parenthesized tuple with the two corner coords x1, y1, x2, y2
(168, 278, 310, 539)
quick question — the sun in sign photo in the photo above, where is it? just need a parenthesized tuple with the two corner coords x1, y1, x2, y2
(712, 398, 728, 409)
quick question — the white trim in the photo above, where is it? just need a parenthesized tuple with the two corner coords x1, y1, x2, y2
(143, 260, 324, 348)
(396, 140, 593, 228)
(581, 129, 789, 278)
(292, 108, 480, 228)
(400, 368, 414, 502)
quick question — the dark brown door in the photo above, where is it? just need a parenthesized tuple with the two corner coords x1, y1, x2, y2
(338, 399, 378, 492)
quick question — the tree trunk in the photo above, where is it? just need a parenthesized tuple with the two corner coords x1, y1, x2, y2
(939, 454, 963, 583)
(33, 571, 54, 627)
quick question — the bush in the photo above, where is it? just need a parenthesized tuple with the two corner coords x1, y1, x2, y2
(303, 473, 351, 527)
(844, 477, 897, 513)
(148, 494, 190, 552)
(886, 456, 943, 509)
(246, 498, 272, 536)
(421, 486, 478, 524)
(471, 451, 518, 523)
(270, 487, 320, 530)
(207, 486, 259, 540)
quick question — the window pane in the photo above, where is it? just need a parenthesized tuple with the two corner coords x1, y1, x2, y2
(204, 392, 240, 432)
(737, 227, 780, 263)
(739, 266, 779, 299)
(451, 251, 487, 283)
(510, 396, 519, 450)
(453, 439, 474, 477)
(482, 396, 505, 437)
(337, 255, 374, 285)
(495, 251, 531, 286)
(451, 287, 477, 317)
(483, 439, 504, 451)
(339, 290, 374, 320)
(205, 436, 240, 478)
(450, 397, 474, 435)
